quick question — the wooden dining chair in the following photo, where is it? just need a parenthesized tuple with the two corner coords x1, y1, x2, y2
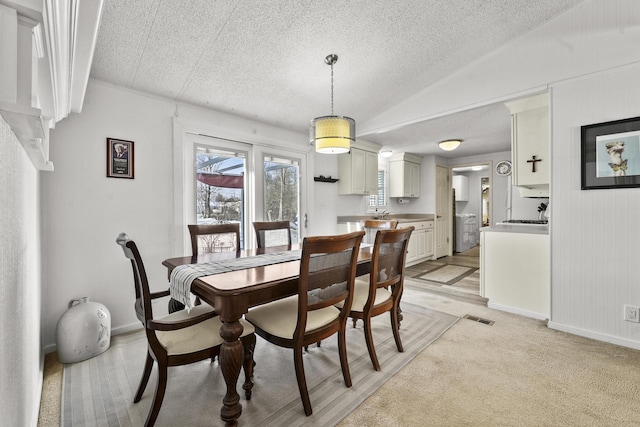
(362, 219, 398, 245)
(338, 226, 414, 371)
(187, 223, 242, 308)
(245, 230, 365, 416)
(253, 220, 292, 248)
(188, 223, 241, 255)
(116, 233, 256, 427)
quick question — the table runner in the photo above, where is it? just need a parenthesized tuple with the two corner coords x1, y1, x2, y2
(169, 249, 302, 309)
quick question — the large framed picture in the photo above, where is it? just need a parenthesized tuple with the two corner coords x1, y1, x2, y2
(581, 116, 640, 190)
(106, 138, 134, 179)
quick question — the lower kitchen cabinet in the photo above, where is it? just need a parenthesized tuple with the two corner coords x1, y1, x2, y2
(403, 220, 434, 266)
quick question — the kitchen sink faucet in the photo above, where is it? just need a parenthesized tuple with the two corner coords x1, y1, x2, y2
(375, 210, 389, 219)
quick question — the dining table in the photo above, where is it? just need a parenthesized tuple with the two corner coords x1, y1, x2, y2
(162, 243, 373, 427)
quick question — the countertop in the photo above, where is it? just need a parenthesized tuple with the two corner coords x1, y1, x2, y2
(481, 224, 549, 235)
(337, 214, 435, 224)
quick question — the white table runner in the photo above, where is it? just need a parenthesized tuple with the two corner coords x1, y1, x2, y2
(169, 250, 302, 309)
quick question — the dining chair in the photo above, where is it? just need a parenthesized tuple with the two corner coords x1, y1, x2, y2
(116, 233, 256, 427)
(253, 220, 292, 248)
(188, 223, 241, 255)
(245, 230, 365, 416)
(362, 219, 398, 245)
(338, 226, 414, 371)
(350, 219, 400, 328)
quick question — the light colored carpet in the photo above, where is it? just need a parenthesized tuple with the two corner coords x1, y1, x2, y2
(338, 279, 640, 426)
(61, 303, 457, 427)
(419, 264, 474, 284)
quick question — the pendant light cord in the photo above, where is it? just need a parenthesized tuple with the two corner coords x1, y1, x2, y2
(330, 61, 334, 115)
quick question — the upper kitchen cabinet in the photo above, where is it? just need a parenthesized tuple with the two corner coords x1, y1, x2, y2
(337, 140, 381, 195)
(452, 175, 469, 201)
(389, 152, 421, 198)
(505, 92, 550, 197)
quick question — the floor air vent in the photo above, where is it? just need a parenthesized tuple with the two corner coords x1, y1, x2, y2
(463, 314, 495, 326)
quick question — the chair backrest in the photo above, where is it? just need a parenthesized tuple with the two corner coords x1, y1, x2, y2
(116, 233, 153, 326)
(253, 221, 292, 248)
(367, 226, 414, 306)
(188, 223, 241, 256)
(295, 231, 365, 342)
(362, 219, 398, 245)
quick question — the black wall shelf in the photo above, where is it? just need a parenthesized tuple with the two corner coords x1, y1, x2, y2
(314, 176, 339, 183)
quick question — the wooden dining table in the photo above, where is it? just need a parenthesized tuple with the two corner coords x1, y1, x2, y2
(162, 243, 373, 427)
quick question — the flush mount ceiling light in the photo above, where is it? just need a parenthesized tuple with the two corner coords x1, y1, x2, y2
(439, 139, 462, 151)
(310, 54, 355, 154)
(379, 146, 393, 158)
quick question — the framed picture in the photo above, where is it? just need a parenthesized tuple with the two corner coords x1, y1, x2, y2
(581, 116, 640, 190)
(106, 138, 134, 179)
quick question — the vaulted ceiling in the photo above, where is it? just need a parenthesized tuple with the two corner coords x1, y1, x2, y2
(90, 0, 585, 158)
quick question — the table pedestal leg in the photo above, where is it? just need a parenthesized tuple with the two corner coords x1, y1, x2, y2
(219, 319, 243, 427)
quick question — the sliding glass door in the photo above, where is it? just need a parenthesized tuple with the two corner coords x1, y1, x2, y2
(180, 132, 307, 250)
(262, 154, 301, 244)
(194, 144, 247, 248)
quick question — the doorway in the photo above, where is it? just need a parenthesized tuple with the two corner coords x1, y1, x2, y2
(451, 163, 491, 253)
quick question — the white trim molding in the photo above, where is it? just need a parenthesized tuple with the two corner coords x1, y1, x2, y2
(0, 0, 103, 170)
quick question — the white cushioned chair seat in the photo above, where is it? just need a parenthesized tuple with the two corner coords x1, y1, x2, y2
(336, 278, 392, 312)
(156, 304, 255, 356)
(245, 295, 340, 339)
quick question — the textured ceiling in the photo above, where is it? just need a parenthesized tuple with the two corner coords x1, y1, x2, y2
(91, 0, 584, 158)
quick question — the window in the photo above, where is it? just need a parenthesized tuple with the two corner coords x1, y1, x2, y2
(263, 155, 300, 244)
(194, 144, 248, 248)
(368, 169, 387, 210)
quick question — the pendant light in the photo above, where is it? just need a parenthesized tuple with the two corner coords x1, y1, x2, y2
(310, 54, 355, 154)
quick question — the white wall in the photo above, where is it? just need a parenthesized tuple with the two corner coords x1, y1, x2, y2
(0, 115, 42, 425)
(548, 63, 640, 348)
(42, 81, 320, 349)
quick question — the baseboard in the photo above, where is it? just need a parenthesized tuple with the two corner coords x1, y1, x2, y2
(548, 321, 640, 351)
(487, 302, 549, 321)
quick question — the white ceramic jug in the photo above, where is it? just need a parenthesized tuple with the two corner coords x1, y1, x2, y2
(56, 297, 111, 363)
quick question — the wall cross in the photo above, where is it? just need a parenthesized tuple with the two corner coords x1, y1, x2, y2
(527, 155, 542, 173)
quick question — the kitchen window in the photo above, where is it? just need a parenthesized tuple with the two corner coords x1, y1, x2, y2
(368, 168, 387, 210)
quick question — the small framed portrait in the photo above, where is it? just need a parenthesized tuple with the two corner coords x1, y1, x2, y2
(581, 116, 640, 190)
(106, 138, 134, 179)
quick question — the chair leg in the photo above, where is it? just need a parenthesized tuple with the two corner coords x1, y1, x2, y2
(294, 346, 313, 416)
(390, 308, 404, 353)
(241, 334, 256, 400)
(167, 298, 184, 314)
(363, 316, 381, 371)
(134, 352, 154, 403)
(145, 362, 168, 427)
(337, 328, 352, 388)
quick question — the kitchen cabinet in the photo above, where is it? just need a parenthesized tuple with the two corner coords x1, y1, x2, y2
(481, 226, 549, 319)
(505, 92, 550, 197)
(337, 146, 379, 195)
(403, 220, 434, 265)
(452, 175, 468, 201)
(389, 152, 421, 198)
